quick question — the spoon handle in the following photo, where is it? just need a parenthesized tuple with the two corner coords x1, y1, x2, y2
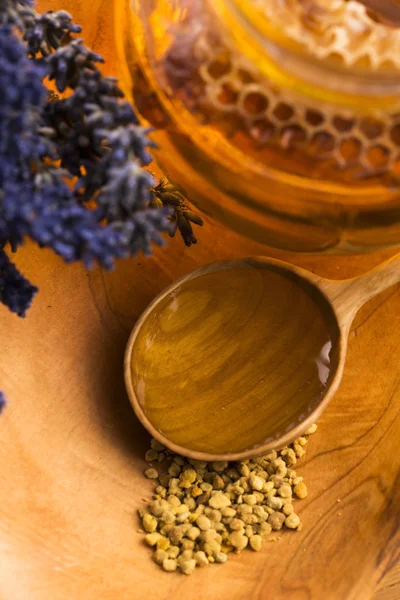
(321, 253, 400, 327)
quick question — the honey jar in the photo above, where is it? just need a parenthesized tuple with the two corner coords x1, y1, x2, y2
(115, 0, 400, 253)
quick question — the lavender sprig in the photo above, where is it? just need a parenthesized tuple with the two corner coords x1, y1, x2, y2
(0, 2, 203, 303)
(0, 1, 203, 406)
(0, 13, 184, 296)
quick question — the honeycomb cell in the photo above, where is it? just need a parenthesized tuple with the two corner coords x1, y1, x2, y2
(305, 109, 325, 127)
(366, 145, 390, 168)
(235, 68, 256, 84)
(280, 125, 306, 149)
(206, 53, 232, 80)
(393, 157, 400, 176)
(309, 131, 335, 154)
(360, 117, 384, 140)
(216, 83, 239, 107)
(332, 116, 355, 133)
(272, 103, 294, 122)
(390, 123, 400, 146)
(338, 138, 362, 164)
(249, 118, 276, 145)
(241, 89, 269, 116)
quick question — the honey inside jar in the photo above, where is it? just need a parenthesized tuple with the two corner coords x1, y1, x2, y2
(117, 0, 400, 252)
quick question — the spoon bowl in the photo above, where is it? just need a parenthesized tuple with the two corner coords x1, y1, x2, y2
(124, 255, 400, 461)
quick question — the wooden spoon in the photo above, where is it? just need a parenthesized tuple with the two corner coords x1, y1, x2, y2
(124, 254, 400, 461)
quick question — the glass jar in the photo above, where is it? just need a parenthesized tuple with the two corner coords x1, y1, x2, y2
(114, 0, 400, 253)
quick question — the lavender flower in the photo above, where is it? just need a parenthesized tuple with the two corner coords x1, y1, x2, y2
(0, 250, 38, 316)
(96, 163, 157, 220)
(0, 391, 6, 413)
(0, 25, 129, 269)
(0, 2, 203, 321)
(0, 0, 33, 28)
(0, 24, 47, 167)
(0, 1, 204, 410)
(47, 39, 104, 92)
(23, 9, 82, 57)
(30, 180, 130, 269)
(116, 208, 172, 257)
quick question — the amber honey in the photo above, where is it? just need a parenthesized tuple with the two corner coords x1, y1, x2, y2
(130, 262, 339, 454)
(115, 0, 400, 253)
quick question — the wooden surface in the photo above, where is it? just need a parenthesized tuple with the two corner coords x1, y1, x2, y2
(0, 1, 399, 598)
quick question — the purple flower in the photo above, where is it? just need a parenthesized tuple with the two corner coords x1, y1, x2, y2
(0, 250, 38, 316)
(0, 1, 33, 29)
(0, 25, 47, 163)
(0, 391, 6, 414)
(23, 9, 82, 57)
(0, 4, 202, 323)
(47, 39, 104, 92)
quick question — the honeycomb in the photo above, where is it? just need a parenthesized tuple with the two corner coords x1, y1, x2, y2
(162, 0, 400, 184)
(256, 0, 400, 70)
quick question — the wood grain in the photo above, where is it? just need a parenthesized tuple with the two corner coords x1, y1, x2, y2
(0, 1, 399, 599)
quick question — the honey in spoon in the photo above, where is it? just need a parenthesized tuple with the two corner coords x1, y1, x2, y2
(129, 261, 340, 455)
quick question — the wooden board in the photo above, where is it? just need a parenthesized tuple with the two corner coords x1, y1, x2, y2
(0, 1, 399, 598)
